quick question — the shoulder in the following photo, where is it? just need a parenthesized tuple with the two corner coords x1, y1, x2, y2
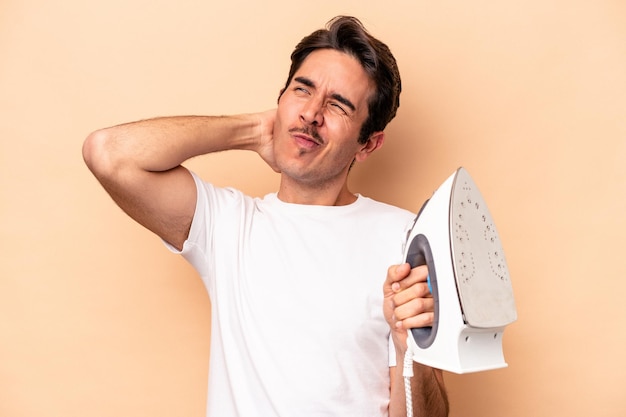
(352, 195, 416, 234)
(356, 195, 415, 218)
(192, 172, 256, 208)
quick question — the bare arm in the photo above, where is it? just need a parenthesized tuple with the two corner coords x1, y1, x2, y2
(82, 112, 276, 250)
(384, 263, 449, 417)
(389, 356, 448, 417)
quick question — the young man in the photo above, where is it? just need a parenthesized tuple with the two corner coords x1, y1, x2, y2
(83, 16, 449, 417)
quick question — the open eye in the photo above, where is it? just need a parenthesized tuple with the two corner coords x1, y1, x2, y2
(294, 86, 310, 95)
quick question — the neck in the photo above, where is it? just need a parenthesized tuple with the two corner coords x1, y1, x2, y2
(277, 177, 357, 206)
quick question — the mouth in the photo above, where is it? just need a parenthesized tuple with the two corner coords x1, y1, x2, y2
(290, 127, 324, 149)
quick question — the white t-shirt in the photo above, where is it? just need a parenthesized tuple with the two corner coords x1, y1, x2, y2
(174, 172, 416, 417)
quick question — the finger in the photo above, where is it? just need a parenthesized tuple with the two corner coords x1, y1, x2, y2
(396, 311, 435, 330)
(394, 297, 435, 322)
(393, 264, 429, 292)
(384, 263, 411, 291)
(393, 281, 432, 306)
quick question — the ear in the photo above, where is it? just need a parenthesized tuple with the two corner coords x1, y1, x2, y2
(355, 131, 385, 162)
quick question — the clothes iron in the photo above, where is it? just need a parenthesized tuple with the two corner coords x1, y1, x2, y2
(404, 167, 517, 374)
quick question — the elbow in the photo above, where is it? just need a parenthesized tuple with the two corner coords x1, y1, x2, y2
(82, 128, 119, 181)
(82, 129, 105, 173)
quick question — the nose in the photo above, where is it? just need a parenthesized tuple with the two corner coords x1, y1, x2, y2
(300, 96, 324, 126)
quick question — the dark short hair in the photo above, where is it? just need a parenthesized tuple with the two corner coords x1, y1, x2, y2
(281, 16, 402, 144)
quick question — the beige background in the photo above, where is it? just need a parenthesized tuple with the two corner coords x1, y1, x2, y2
(1, 0, 625, 416)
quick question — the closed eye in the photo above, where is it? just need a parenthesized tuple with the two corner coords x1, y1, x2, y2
(329, 102, 347, 114)
(330, 93, 355, 113)
(291, 76, 355, 115)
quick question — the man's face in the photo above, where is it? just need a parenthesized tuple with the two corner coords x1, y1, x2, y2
(273, 49, 377, 188)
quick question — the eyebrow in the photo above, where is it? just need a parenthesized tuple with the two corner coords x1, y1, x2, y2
(293, 76, 356, 112)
